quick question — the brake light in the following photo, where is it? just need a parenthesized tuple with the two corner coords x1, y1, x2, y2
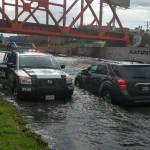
(117, 79, 128, 91)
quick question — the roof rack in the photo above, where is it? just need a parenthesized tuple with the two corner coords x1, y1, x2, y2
(123, 59, 144, 64)
(98, 59, 121, 64)
(98, 59, 144, 65)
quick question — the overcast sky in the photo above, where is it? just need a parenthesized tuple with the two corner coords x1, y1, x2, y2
(118, 0, 150, 29)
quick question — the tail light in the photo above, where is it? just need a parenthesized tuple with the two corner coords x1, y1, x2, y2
(117, 79, 128, 91)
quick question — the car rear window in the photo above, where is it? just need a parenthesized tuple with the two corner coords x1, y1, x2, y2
(114, 65, 150, 78)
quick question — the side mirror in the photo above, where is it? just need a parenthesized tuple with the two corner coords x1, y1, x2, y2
(61, 64, 65, 69)
(81, 69, 88, 74)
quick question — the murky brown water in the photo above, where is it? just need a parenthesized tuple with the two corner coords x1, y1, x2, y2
(1, 57, 150, 150)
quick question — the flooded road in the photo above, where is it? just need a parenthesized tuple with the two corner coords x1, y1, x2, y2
(2, 57, 150, 150)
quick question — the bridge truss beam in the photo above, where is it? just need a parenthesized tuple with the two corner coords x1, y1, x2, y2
(0, 0, 130, 46)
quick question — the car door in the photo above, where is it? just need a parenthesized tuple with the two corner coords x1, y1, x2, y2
(0, 52, 8, 80)
(88, 64, 109, 93)
(82, 65, 98, 91)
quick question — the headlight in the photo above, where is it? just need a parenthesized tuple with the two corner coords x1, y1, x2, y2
(66, 76, 73, 84)
(19, 76, 32, 85)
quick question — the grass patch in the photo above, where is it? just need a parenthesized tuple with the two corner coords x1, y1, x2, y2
(0, 98, 49, 150)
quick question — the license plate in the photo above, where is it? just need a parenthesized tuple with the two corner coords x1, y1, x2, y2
(45, 95, 55, 101)
(142, 86, 149, 92)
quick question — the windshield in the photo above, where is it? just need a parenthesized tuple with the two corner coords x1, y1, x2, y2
(114, 65, 150, 78)
(19, 55, 60, 69)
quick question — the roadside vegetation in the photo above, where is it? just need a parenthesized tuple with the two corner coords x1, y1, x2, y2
(0, 97, 49, 150)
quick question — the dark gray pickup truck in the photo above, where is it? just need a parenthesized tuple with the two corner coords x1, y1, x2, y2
(0, 51, 74, 100)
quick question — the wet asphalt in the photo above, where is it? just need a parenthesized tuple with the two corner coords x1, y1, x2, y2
(1, 56, 150, 150)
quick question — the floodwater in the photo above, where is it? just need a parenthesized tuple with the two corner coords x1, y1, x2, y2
(2, 57, 150, 150)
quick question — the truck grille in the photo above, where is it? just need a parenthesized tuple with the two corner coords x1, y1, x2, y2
(36, 79, 65, 88)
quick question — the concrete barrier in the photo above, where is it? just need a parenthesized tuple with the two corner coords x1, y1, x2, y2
(50, 46, 150, 63)
(97, 47, 150, 63)
(76, 46, 150, 63)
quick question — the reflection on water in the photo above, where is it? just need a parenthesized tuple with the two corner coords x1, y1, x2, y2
(1, 57, 150, 150)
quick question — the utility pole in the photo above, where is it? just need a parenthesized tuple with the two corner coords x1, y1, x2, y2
(144, 21, 150, 30)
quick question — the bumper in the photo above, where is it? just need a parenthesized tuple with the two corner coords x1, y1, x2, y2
(114, 92, 150, 105)
(18, 84, 74, 99)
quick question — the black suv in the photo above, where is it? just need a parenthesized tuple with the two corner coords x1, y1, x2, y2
(75, 59, 150, 105)
(0, 51, 74, 100)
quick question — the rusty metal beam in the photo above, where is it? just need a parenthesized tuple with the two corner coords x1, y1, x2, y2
(0, 0, 130, 46)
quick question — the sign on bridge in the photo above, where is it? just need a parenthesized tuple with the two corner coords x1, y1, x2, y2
(105, 0, 130, 8)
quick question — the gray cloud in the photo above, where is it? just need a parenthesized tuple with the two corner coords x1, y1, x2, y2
(131, 0, 150, 7)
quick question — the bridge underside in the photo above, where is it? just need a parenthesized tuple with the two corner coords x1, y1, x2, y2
(0, 0, 130, 46)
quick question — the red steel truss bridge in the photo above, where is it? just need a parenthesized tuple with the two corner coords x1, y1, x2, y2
(0, 0, 130, 46)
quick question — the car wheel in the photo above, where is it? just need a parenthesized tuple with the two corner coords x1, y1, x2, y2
(102, 89, 113, 104)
